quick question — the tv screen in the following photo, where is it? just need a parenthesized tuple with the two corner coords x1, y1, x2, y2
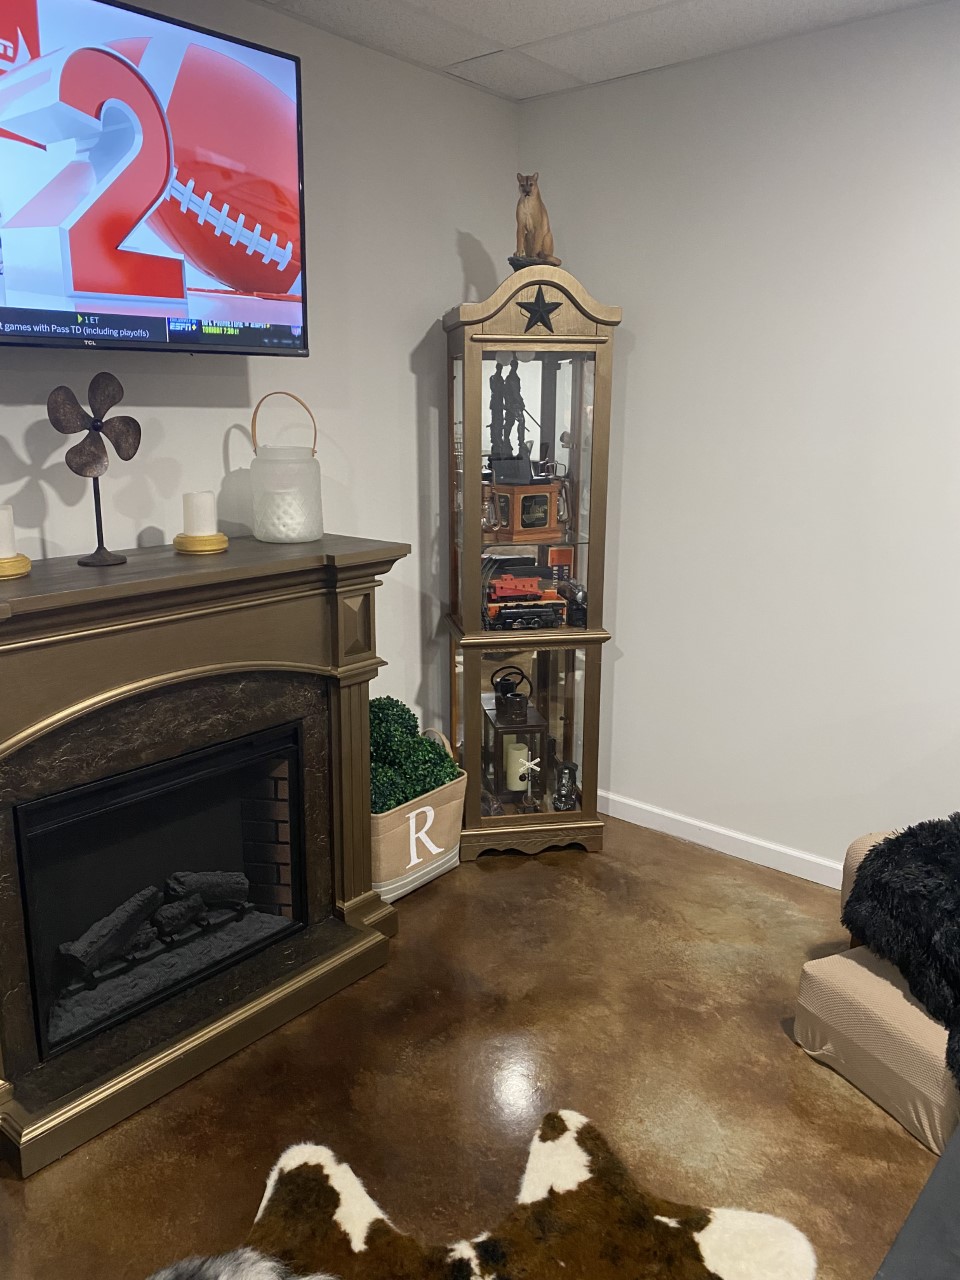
(0, 0, 307, 355)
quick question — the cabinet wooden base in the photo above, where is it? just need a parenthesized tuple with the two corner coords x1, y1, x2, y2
(459, 818, 604, 860)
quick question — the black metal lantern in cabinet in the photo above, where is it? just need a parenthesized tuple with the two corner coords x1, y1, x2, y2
(481, 671, 548, 804)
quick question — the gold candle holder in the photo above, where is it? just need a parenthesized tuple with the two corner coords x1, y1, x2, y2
(173, 532, 229, 555)
(0, 553, 32, 579)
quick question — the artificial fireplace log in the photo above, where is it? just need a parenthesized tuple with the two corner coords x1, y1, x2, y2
(59, 886, 164, 978)
(126, 923, 159, 956)
(167, 870, 249, 908)
(153, 894, 208, 940)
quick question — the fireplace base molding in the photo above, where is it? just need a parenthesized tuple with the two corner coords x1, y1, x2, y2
(0, 534, 408, 1176)
(3, 920, 383, 1178)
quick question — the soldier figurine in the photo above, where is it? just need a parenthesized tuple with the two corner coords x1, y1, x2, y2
(503, 357, 527, 457)
(489, 361, 507, 458)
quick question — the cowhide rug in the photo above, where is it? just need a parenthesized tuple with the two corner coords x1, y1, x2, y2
(148, 1110, 816, 1280)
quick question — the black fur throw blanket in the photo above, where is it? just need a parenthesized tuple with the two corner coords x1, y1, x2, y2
(841, 813, 960, 1088)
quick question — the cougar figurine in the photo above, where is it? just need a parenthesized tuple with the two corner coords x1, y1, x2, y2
(515, 173, 561, 266)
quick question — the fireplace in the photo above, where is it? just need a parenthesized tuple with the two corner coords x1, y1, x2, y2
(17, 724, 307, 1061)
(0, 534, 408, 1175)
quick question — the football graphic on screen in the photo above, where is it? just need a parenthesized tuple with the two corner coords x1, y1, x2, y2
(133, 42, 302, 296)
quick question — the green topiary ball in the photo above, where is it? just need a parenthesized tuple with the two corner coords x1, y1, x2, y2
(370, 760, 406, 814)
(369, 695, 420, 766)
(396, 735, 459, 803)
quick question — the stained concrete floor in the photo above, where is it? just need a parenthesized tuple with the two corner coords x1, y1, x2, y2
(0, 817, 936, 1280)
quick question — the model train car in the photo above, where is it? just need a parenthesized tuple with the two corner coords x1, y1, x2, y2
(483, 573, 567, 630)
(556, 579, 588, 628)
(484, 600, 567, 630)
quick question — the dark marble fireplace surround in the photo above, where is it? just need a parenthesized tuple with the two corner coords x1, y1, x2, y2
(0, 535, 408, 1176)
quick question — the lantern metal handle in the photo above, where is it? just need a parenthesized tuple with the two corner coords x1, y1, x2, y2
(251, 391, 318, 456)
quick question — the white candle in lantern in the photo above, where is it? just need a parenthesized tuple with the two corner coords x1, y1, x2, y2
(506, 741, 528, 791)
(182, 491, 218, 536)
(0, 506, 18, 559)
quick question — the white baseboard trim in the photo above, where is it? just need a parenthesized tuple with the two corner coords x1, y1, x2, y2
(598, 791, 842, 889)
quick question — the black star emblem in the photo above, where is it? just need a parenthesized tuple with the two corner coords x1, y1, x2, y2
(517, 285, 562, 333)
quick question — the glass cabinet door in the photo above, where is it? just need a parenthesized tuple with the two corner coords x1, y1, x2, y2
(478, 350, 595, 634)
(476, 646, 587, 818)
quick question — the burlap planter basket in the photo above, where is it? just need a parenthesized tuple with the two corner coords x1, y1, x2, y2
(371, 730, 466, 903)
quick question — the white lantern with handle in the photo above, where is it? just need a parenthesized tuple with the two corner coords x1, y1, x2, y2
(250, 391, 324, 543)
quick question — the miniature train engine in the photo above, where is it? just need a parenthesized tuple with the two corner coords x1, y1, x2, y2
(483, 570, 567, 631)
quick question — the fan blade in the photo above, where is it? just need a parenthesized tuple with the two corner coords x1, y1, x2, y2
(101, 415, 141, 462)
(65, 431, 109, 478)
(88, 371, 124, 420)
(46, 386, 92, 435)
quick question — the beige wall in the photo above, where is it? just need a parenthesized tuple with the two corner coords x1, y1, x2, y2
(521, 1, 960, 883)
(0, 0, 518, 724)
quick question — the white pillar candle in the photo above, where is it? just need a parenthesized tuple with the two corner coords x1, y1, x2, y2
(0, 506, 17, 559)
(182, 491, 217, 536)
(506, 741, 528, 792)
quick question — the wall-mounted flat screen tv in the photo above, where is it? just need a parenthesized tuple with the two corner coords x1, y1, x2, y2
(0, 0, 307, 355)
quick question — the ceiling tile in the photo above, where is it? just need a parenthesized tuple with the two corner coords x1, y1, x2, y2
(268, 0, 502, 68)
(406, 0, 664, 48)
(248, 0, 938, 99)
(522, 0, 938, 84)
(446, 48, 585, 99)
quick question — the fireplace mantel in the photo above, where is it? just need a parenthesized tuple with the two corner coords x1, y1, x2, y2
(0, 534, 408, 1175)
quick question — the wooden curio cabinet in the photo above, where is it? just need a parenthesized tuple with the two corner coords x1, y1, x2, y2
(443, 267, 621, 859)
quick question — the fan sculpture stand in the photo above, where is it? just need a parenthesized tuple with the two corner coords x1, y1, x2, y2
(173, 532, 230, 555)
(47, 372, 144, 570)
(77, 478, 127, 568)
(0, 554, 32, 580)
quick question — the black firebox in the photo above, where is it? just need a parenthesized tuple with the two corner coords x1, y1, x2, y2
(15, 723, 306, 1060)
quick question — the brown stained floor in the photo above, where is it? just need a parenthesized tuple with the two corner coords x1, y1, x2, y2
(0, 817, 935, 1280)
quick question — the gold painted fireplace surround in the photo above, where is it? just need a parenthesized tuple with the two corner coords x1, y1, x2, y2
(0, 534, 408, 1175)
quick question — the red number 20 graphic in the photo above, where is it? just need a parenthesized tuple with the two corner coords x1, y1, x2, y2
(5, 47, 185, 301)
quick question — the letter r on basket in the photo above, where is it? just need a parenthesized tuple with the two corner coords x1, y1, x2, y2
(407, 806, 442, 868)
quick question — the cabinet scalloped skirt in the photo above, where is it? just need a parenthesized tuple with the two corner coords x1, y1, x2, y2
(371, 771, 467, 903)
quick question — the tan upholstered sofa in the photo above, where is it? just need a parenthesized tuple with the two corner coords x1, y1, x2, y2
(795, 832, 960, 1154)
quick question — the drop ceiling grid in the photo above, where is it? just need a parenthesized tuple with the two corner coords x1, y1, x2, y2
(249, 0, 941, 100)
(402, 0, 673, 48)
(252, 0, 503, 68)
(516, 0, 941, 87)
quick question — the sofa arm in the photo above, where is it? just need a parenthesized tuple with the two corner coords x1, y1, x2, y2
(840, 831, 895, 918)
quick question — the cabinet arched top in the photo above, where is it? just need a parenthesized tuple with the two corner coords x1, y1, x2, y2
(443, 266, 622, 333)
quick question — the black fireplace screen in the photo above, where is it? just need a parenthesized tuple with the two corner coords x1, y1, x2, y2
(15, 723, 306, 1060)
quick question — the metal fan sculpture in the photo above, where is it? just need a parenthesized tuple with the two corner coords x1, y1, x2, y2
(47, 372, 141, 567)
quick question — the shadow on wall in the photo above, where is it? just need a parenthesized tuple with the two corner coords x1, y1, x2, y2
(218, 423, 255, 537)
(0, 419, 87, 559)
(408, 233, 501, 731)
(113, 418, 183, 546)
(410, 320, 447, 731)
(457, 230, 501, 303)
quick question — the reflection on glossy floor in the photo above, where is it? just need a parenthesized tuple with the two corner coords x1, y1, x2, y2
(0, 817, 935, 1280)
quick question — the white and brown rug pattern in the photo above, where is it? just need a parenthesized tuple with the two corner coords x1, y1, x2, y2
(148, 1111, 816, 1280)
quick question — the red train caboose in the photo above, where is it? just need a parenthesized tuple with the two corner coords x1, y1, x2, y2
(484, 574, 567, 630)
